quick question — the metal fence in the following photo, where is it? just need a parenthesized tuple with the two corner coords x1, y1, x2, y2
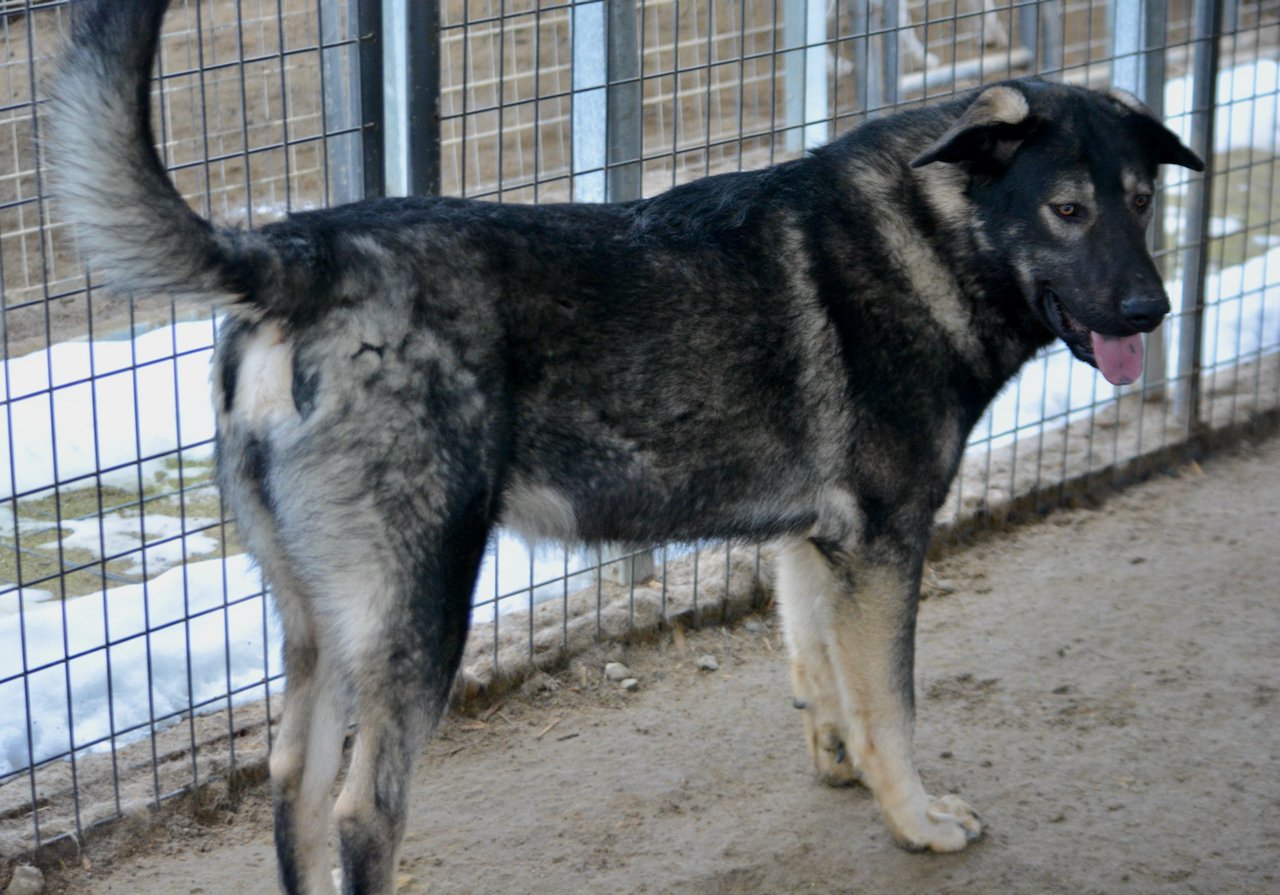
(0, 0, 1276, 858)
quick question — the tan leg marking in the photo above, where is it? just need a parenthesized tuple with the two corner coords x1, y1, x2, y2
(777, 540, 983, 852)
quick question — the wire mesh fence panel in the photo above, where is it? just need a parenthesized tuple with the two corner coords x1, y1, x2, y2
(0, 0, 353, 852)
(0, 0, 1276, 858)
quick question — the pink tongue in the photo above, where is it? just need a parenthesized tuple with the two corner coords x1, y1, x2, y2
(1090, 332, 1144, 386)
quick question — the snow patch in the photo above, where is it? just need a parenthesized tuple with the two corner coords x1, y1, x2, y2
(1164, 60, 1280, 155)
(0, 554, 279, 776)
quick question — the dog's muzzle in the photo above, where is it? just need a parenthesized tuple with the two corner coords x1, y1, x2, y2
(1041, 287, 1163, 387)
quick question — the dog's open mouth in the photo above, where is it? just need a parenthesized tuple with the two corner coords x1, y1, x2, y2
(1042, 287, 1144, 387)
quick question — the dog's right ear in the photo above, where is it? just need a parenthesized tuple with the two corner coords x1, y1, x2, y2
(910, 85, 1038, 169)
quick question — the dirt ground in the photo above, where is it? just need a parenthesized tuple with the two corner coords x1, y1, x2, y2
(20, 437, 1280, 894)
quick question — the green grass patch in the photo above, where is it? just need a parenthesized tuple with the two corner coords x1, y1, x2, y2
(2, 461, 240, 602)
(1210, 150, 1280, 270)
(1165, 150, 1280, 273)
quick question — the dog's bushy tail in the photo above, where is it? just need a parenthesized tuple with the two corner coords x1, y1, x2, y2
(48, 0, 278, 312)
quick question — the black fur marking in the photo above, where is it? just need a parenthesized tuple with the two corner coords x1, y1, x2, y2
(291, 357, 320, 420)
(243, 436, 274, 516)
(895, 586, 920, 715)
(218, 322, 249, 414)
(337, 825, 377, 895)
(272, 797, 304, 895)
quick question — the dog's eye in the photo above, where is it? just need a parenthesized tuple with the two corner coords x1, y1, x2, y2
(1134, 194, 1151, 211)
(1052, 203, 1080, 220)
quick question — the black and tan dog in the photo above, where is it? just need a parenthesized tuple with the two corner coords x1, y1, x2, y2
(50, 1, 1202, 892)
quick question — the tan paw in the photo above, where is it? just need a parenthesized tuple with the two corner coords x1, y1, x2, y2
(891, 794, 984, 853)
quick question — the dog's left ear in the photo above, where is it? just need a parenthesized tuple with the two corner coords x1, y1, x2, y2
(910, 84, 1038, 169)
(1106, 87, 1206, 171)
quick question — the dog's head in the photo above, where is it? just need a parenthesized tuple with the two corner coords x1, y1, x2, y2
(911, 80, 1203, 385)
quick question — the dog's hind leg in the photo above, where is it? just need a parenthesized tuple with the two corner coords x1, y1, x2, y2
(777, 537, 983, 852)
(269, 596, 348, 895)
(328, 497, 491, 895)
(222, 470, 347, 894)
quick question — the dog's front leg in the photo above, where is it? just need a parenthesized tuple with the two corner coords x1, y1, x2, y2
(778, 538, 982, 852)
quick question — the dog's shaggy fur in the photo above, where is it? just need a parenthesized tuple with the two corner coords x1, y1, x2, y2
(50, 1, 1202, 892)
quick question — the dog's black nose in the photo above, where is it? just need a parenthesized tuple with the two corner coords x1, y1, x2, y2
(1121, 294, 1170, 331)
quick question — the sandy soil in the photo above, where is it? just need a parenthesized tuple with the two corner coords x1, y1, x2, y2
(18, 437, 1280, 894)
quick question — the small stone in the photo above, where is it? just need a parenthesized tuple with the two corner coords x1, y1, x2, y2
(521, 672, 558, 695)
(620, 678, 639, 691)
(3, 865, 44, 895)
(0, 832, 24, 859)
(922, 565, 957, 595)
(695, 655, 719, 672)
(604, 662, 632, 682)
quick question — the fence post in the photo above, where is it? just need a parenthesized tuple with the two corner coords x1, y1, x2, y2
(356, 0, 384, 199)
(405, 0, 442, 197)
(1111, 0, 1171, 399)
(321, 0, 363, 204)
(1143, 0, 1172, 400)
(1111, 0, 1146, 92)
(567, 6, 646, 203)
(1036, 0, 1064, 75)
(606, 0, 642, 201)
(571, 2, 606, 201)
(571, 2, 650, 582)
(856, 0, 883, 114)
(879, 0, 899, 109)
(784, 0, 831, 151)
(1174, 0, 1223, 432)
(602, 545, 657, 587)
(381, 0, 440, 197)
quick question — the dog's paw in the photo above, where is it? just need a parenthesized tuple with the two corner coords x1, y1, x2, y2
(808, 723, 862, 788)
(890, 794, 984, 853)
